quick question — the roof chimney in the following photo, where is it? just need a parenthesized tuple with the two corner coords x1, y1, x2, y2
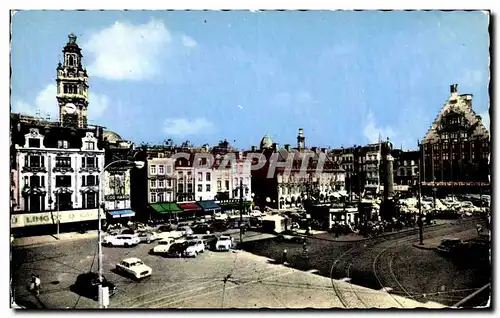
(272, 143, 279, 151)
(251, 146, 256, 152)
(284, 144, 291, 151)
(450, 84, 458, 99)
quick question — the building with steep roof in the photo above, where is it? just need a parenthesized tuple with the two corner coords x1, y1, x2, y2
(420, 84, 490, 194)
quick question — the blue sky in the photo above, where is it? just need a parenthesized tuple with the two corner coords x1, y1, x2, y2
(11, 10, 490, 150)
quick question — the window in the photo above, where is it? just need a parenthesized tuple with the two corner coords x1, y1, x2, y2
(187, 183, 193, 193)
(443, 153, 449, 161)
(225, 180, 229, 189)
(30, 176, 40, 187)
(206, 184, 211, 192)
(450, 132, 458, 140)
(150, 165, 157, 175)
(442, 133, 449, 140)
(472, 152, 476, 160)
(158, 192, 164, 202)
(403, 160, 407, 166)
(87, 175, 97, 186)
(245, 188, 249, 195)
(198, 172, 203, 182)
(28, 155, 43, 168)
(150, 193, 157, 203)
(57, 140, 69, 149)
(217, 180, 222, 190)
(167, 179, 172, 187)
(85, 193, 97, 209)
(159, 165, 164, 174)
(56, 176, 71, 187)
(85, 141, 95, 150)
(55, 156, 71, 168)
(206, 172, 211, 182)
(82, 157, 97, 168)
(460, 131, 467, 139)
(443, 142, 449, 150)
(166, 165, 172, 174)
(28, 138, 40, 148)
(150, 180, 157, 188)
(178, 184, 184, 193)
(452, 153, 457, 160)
(178, 171, 183, 179)
(158, 180, 164, 188)
(198, 184, 203, 192)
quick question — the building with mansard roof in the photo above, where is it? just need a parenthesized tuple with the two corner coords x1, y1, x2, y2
(10, 34, 110, 235)
(420, 84, 490, 194)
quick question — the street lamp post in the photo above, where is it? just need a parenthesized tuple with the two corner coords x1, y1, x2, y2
(56, 193, 60, 238)
(98, 159, 144, 309)
(418, 173, 423, 245)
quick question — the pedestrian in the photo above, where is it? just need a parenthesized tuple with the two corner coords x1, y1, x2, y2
(476, 224, 483, 235)
(302, 241, 308, 259)
(31, 274, 41, 297)
(282, 249, 288, 265)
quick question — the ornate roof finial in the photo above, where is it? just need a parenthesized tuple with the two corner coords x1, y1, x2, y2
(68, 33, 77, 44)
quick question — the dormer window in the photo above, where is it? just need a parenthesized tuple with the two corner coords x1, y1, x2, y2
(58, 140, 69, 149)
(85, 141, 95, 150)
(28, 138, 40, 148)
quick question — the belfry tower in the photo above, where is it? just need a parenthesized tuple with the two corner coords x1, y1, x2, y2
(56, 33, 89, 128)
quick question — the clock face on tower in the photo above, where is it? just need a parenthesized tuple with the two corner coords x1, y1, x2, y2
(64, 103, 76, 114)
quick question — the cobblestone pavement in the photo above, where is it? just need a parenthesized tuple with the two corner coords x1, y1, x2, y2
(11, 233, 445, 309)
(242, 217, 491, 308)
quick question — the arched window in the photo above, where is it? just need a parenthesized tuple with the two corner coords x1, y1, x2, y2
(68, 55, 74, 66)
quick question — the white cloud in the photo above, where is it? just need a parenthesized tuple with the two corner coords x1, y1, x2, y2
(181, 35, 197, 48)
(479, 110, 490, 131)
(87, 92, 110, 122)
(84, 19, 171, 81)
(12, 83, 109, 122)
(163, 118, 213, 136)
(363, 111, 396, 144)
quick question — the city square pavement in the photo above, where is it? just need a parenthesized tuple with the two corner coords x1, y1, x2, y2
(11, 234, 445, 309)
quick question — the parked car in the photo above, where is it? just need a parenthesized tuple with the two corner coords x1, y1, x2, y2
(165, 242, 189, 258)
(175, 235, 200, 243)
(150, 238, 176, 255)
(193, 224, 216, 234)
(215, 236, 234, 251)
(157, 224, 177, 232)
(183, 240, 205, 257)
(178, 226, 194, 236)
(211, 221, 228, 232)
(115, 258, 152, 280)
(73, 272, 117, 300)
(201, 234, 218, 250)
(276, 231, 306, 243)
(437, 238, 462, 254)
(103, 234, 140, 247)
(120, 228, 136, 235)
(137, 231, 158, 244)
(157, 230, 184, 240)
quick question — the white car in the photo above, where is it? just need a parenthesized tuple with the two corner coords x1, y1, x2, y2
(137, 231, 158, 244)
(183, 240, 205, 257)
(157, 230, 184, 240)
(150, 238, 176, 255)
(215, 236, 234, 251)
(103, 234, 140, 247)
(115, 257, 152, 280)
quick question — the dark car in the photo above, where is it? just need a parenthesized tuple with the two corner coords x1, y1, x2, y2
(201, 234, 218, 250)
(157, 224, 177, 232)
(211, 221, 228, 232)
(120, 228, 136, 235)
(73, 272, 117, 300)
(276, 230, 306, 243)
(193, 224, 216, 234)
(165, 242, 189, 258)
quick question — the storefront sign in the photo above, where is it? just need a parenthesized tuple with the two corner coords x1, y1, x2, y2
(11, 209, 105, 228)
(105, 194, 130, 201)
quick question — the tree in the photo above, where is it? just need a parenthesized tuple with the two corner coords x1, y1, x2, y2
(181, 140, 194, 148)
(164, 138, 175, 147)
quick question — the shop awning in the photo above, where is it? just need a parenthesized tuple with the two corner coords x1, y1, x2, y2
(108, 209, 135, 218)
(150, 203, 166, 213)
(178, 202, 202, 211)
(197, 200, 221, 211)
(160, 202, 183, 214)
(218, 200, 252, 209)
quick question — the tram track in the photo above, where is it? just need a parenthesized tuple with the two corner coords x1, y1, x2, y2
(329, 217, 481, 308)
